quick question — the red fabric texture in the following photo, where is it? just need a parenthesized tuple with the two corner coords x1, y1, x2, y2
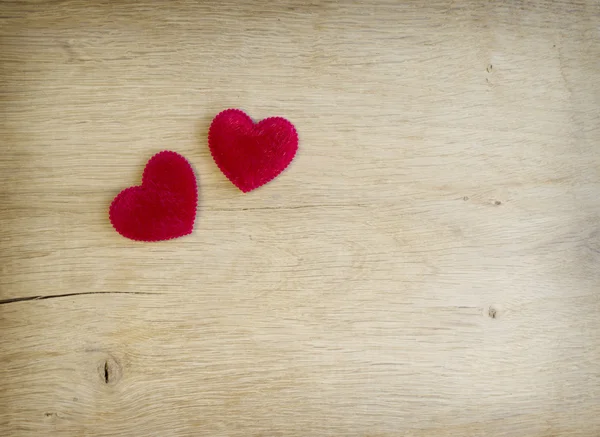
(208, 109, 298, 192)
(109, 151, 198, 242)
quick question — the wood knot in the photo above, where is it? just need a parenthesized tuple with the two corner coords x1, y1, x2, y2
(98, 355, 122, 385)
(487, 304, 502, 319)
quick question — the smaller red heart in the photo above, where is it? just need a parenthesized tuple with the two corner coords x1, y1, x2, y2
(109, 151, 198, 241)
(208, 109, 298, 192)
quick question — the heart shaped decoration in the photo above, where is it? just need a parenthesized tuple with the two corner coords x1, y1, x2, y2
(208, 109, 298, 192)
(109, 151, 198, 241)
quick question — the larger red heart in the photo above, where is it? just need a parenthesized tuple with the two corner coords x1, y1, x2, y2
(109, 151, 198, 241)
(208, 109, 298, 192)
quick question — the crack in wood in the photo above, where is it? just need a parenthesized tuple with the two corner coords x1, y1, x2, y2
(210, 204, 369, 212)
(0, 291, 161, 305)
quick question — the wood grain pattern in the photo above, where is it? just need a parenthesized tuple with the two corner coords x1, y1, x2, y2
(1, 1, 599, 435)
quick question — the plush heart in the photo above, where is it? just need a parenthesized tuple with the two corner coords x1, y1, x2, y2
(208, 109, 298, 192)
(109, 151, 198, 241)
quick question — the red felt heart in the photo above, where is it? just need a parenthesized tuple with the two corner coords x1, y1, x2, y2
(208, 109, 298, 192)
(109, 151, 198, 242)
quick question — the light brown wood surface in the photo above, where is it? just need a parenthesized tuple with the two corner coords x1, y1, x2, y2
(1, 1, 599, 436)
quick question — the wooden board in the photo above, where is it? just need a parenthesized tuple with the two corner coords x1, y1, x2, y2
(1, 1, 599, 435)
